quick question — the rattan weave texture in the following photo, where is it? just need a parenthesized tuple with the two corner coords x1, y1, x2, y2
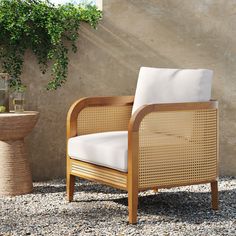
(77, 105, 132, 135)
(138, 109, 217, 188)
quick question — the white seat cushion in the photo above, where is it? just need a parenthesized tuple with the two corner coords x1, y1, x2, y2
(132, 67, 213, 114)
(68, 131, 128, 172)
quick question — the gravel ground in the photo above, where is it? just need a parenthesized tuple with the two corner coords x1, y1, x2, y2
(0, 177, 235, 236)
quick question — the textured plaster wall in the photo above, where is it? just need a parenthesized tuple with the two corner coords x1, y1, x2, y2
(22, 0, 236, 180)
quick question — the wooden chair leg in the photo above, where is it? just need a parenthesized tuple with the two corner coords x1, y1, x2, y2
(66, 174, 75, 202)
(128, 187, 138, 224)
(211, 181, 218, 210)
(153, 187, 158, 193)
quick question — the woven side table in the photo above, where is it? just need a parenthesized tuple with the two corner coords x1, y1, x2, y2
(0, 112, 39, 196)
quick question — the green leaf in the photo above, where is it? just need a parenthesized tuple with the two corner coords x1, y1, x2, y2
(0, 0, 102, 90)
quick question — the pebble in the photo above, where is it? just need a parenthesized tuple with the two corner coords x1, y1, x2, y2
(0, 177, 235, 235)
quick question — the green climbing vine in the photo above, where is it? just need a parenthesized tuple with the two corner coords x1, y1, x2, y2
(0, 0, 102, 90)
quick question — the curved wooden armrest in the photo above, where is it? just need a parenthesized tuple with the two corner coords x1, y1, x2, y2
(128, 100, 219, 190)
(67, 96, 134, 138)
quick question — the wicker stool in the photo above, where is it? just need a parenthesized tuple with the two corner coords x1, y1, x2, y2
(0, 112, 39, 196)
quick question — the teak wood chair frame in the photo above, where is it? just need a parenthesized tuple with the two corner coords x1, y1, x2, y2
(66, 96, 219, 224)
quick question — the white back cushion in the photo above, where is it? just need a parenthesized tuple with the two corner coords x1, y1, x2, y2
(132, 67, 213, 114)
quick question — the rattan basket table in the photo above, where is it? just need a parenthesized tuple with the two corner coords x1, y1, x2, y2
(0, 111, 39, 196)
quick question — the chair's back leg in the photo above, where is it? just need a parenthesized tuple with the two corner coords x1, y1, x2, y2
(67, 174, 75, 202)
(153, 187, 158, 193)
(211, 181, 219, 210)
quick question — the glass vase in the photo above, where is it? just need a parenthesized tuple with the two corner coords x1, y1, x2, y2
(13, 91, 25, 113)
(0, 73, 10, 113)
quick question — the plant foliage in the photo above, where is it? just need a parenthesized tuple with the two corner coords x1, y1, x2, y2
(0, 0, 102, 90)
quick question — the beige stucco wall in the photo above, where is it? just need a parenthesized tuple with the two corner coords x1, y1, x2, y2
(22, 0, 236, 180)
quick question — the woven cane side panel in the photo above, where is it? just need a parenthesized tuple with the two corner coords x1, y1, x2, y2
(77, 105, 132, 135)
(138, 109, 217, 188)
(71, 162, 127, 189)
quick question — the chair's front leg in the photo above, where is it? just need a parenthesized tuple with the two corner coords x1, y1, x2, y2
(128, 131, 139, 224)
(66, 157, 75, 202)
(66, 173, 75, 202)
(128, 183, 138, 224)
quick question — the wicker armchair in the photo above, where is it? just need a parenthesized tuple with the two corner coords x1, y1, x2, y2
(66, 68, 219, 224)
